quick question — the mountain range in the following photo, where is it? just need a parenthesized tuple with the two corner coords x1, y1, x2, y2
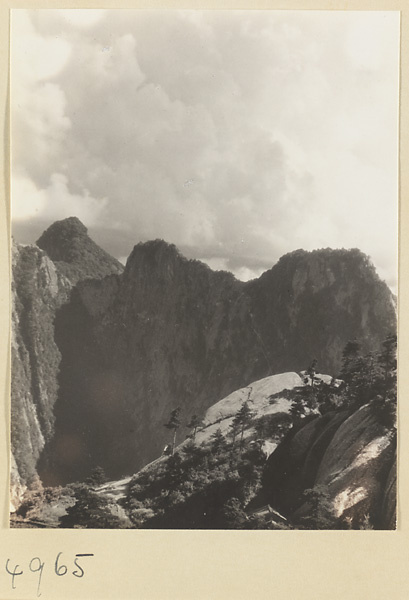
(10, 217, 397, 524)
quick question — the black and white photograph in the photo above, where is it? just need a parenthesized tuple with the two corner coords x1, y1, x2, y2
(9, 9, 398, 530)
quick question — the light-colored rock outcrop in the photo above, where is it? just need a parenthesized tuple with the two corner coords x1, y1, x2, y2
(265, 404, 396, 528)
(314, 405, 395, 525)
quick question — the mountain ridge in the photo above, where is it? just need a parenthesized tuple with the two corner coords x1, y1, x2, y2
(10, 217, 396, 495)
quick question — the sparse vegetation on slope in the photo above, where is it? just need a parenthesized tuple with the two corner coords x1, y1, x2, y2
(12, 334, 396, 530)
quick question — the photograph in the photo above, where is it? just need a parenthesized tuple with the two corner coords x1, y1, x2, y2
(9, 8, 398, 531)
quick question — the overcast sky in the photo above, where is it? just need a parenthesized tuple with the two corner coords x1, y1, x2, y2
(11, 9, 399, 290)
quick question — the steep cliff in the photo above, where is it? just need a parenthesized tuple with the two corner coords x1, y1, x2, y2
(37, 236, 396, 485)
(10, 242, 72, 506)
(11, 218, 125, 500)
(245, 248, 396, 374)
(311, 405, 396, 528)
(261, 404, 396, 529)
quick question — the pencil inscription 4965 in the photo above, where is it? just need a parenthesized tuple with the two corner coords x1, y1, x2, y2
(5, 552, 94, 597)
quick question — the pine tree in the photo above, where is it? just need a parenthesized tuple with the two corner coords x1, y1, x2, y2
(222, 497, 247, 529)
(371, 334, 397, 428)
(290, 393, 305, 420)
(186, 415, 202, 441)
(378, 334, 397, 399)
(316, 377, 338, 414)
(182, 439, 207, 465)
(59, 484, 127, 529)
(165, 452, 183, 487)
(297, 485, 335, 530)
(339, 340, 361, 385)
(211, 428, 227, 454)
(235, 402, 254, 448)
(338, 341, 373, 408)
(229, 418, 240, 448)
(86, 466, 108, 487)
(164, 407, 182, 455)
(305, 359, 319, 388)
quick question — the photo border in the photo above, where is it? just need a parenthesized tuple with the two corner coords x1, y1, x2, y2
(0, 2, 407, 599)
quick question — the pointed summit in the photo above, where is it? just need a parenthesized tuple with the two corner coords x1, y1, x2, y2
(124, 239, 186, 278)
(36, 217, 88, 259)
(36, 217, 124, 284)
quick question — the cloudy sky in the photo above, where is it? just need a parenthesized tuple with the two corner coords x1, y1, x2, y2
(11, 9, 399, 289)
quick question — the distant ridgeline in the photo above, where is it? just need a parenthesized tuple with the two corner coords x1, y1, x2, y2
(10, 217, 396, 519)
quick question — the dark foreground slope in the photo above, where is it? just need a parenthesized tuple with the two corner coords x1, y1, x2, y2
(117, 339, 396, 531)
(13, 366, 395, 530)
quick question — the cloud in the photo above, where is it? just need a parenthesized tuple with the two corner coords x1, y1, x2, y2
(11, 11, 72, 188)
(12, 170, 47, 221)
(12, 11, 71, 84)
(11, 10, 399, 289)
(58, 9, 107, 28)
(12, 170, 107, 226)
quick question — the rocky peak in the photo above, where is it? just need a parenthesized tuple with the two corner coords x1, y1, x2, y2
(124, 239, 185, 279)
(36, 216, 89, 261)
(245, 247, 395, 373)
(123, 238, 238, 292)
(36, 217, 124, 285)
(259, 247, 379, 289)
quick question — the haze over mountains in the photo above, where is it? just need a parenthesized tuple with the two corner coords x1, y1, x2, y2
(10, 217, 396, 513)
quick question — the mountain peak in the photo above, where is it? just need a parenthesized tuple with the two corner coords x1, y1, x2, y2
(36, 217, 123, 284)
(130, 238, 181, 259)
(123, 239, 240, 292)
(37, 216, 88, 242)
(256, 247, 381, 289)
(36, 217, 89, 260)
(125, 239, 201, 277)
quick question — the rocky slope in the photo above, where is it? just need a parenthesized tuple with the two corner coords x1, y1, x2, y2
(261, 405, 396, 528)
(10, 219, 124, 506)
(90, 371, 396, 530)
(193, 371, 301, 448)
(11, 217, 396, 495)
(10, 242, 72, 508)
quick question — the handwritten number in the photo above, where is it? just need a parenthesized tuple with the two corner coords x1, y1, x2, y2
(73, 554, 94, 578)
(5, 559, 23, 589)
(54, 552, 68, 576)
(29, 557, 44, 597)
(6, 553, 94, 590)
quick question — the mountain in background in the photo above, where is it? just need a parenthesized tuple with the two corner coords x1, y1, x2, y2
(36, 216, 124, 284)
(10, 217, 396, 507)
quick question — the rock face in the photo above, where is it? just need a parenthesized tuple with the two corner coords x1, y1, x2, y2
(11, 242, 72, 495)
(11, 218, 396, 491)
(189, 372, 301, 448)
(10, 218, 124, 494)
(313, 406, 395, 527)
(244, 248, 396, 374)
(36, 216, 124, 284)
(381, 457, 397, 529)
(261, 405, 396, 528)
